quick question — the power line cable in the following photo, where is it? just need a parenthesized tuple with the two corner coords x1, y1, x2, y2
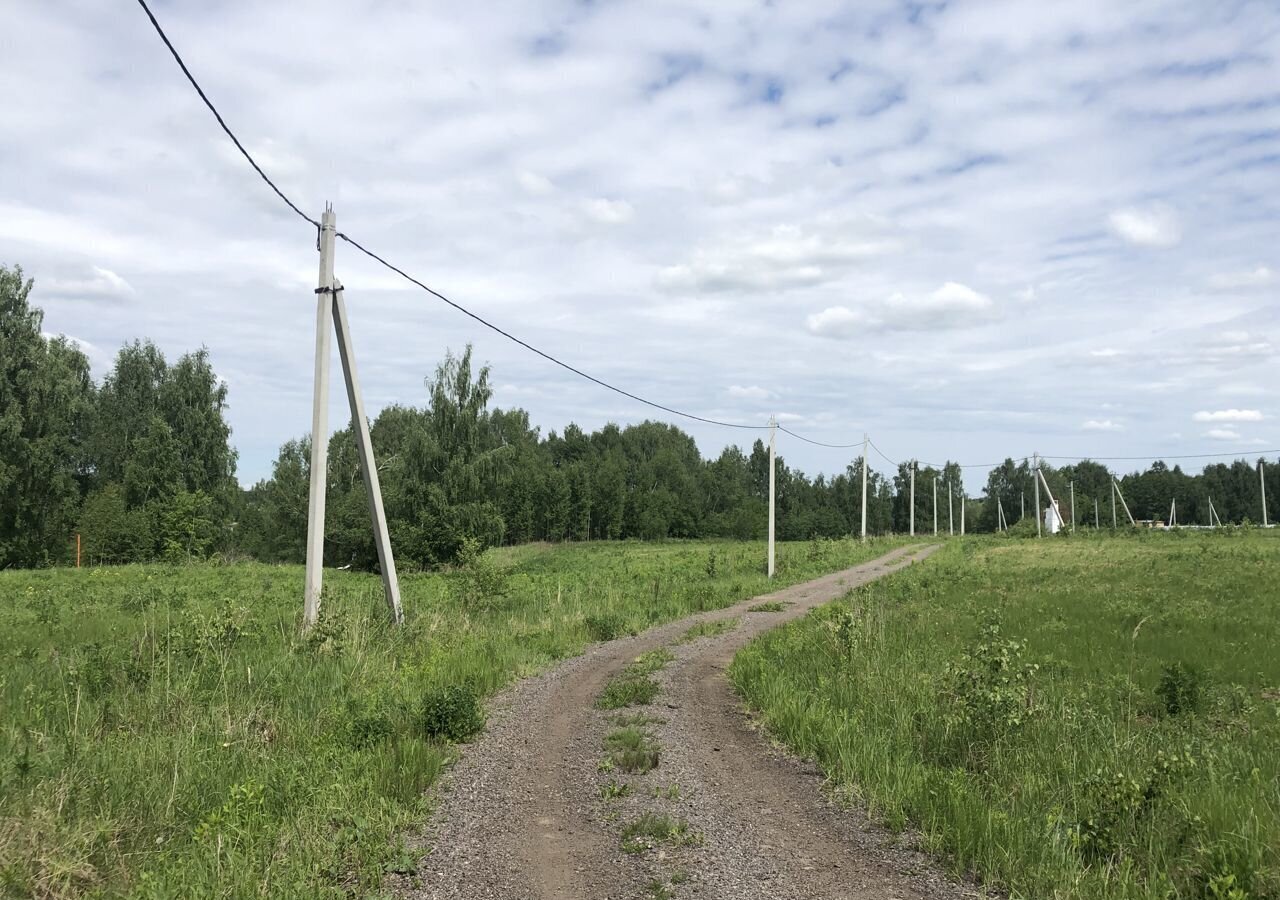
(1041, 450, 1279, 463)
(133, 0, 769, 433)
(135, 0, 319, 229)
(777, 426, 863, 449)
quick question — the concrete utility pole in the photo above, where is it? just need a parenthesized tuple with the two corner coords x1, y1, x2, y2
(1113, 477, 1136, 526)
(1033, 453, 1042, 538)
(1169, 498, 1177, 528)
(933, 477, 938, 536)
(304, 209, 336, 627)
(1021, 492, 1025, 522)
(909, 461, 916, 536)
(768, 415, 776, 578)
(860, 433, 869, 540)
(960, 487, 966, 535)
(1262, 460, 1270, 527)
(305, 206, 403, 627)
(1095, 497, 1100, 529)
(1070, 481, 1076, 534)
(997, 497, 1006, 531)
(1111, 480, 1117, 529)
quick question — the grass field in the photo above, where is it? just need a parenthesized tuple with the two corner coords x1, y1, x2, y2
(731, 531, 1280, 900)
(0, 537, 909, 899)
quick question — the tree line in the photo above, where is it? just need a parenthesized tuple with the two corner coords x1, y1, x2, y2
(2, 264, 1276, 570)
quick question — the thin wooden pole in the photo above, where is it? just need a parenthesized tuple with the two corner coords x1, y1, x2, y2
(304, 206, 335, 629)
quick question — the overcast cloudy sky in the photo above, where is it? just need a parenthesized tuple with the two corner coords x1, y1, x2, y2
(4, 0, 1278, 486)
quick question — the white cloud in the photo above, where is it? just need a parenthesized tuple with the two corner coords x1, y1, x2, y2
(806, 282, 995, 338)
(1089, 348, 1121, 359)
(1205, 428, 1243, 441)
(1082, 419, 1122, 432)
(517, 171, 554, 195)
(727, 384, 771, 400)
(1192, 409, 1264, 423)
(1206, 266, 1273, 292)
(39, 266, 133, 299)
(1108, 204, 1182, 248)
(581, 198, 634, 224)
(657, 223, 901, 293)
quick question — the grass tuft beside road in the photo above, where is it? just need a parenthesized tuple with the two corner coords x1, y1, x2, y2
(731, 530, 1280, 900)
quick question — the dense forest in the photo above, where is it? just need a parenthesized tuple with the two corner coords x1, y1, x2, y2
(3, 263, 1276, 570)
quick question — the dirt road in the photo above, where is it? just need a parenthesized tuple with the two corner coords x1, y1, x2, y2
(398, 543, 979, 900)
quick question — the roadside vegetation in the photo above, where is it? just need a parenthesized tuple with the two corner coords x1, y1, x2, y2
(0, 536, 904, 898)
(731, 530, 1280, 899)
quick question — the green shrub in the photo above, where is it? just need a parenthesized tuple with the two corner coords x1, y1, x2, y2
(585, 613, 625, 642)
(1156, 661, 1205, 716)
(419, 684, 484, 742)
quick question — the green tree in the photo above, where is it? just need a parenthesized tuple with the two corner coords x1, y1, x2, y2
(0, 265, 95, 567)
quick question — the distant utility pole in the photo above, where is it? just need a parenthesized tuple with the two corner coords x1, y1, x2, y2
(933, 477, 938, 536)
(768, 415, 776, 578)
(1169, 498, 1177, 528)
(1069, 481, 1076, 534)
(948, 481, 954, 536)
(860, 433, 869, 540)
(1110, 480, 1117, 529)
(1021, 491, 1025, 522)
(997, 497, 1007, 531)
(1262, 460, 1270, 527)
(1113, 477, 1136, 526)
(1094, 497, 1100, 529)
(305, 205, 403, 628)
(909, 461, 916, 537)
(1033, 453, 1042, 538)
(960, 487, 966, 535)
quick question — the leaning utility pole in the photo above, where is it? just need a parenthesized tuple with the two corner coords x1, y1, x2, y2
(1113, 477, 1136, 526)
(1033, 453, 1042, 538)
(909, 461, 916, 536)
(768, 415, 776, 578)
(305, 206, 403, 628)
(860, 434, 869, 540)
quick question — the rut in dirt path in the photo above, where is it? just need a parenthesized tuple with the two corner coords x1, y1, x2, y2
(395, 543, 982, 900)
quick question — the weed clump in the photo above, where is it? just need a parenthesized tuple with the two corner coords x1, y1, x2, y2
(604, 726, 660, 773)
(620, 813, 702, 854)
(1156, 661, 1205, 716)
(748, 601, 788, 613)
(596, 649, 673, 709)
(585, 613, 625, 642)
(419, 684, 484, 742)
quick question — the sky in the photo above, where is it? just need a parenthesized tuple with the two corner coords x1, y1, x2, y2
(3, 0, 1278, 488)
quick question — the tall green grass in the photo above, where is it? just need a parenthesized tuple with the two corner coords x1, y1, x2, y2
(730, 530, 1280, 899)
(0, 536, 909, 898)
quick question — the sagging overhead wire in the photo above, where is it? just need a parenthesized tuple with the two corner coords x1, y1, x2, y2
(777, 426, 863, 450)
(132, 0, 769, 434)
